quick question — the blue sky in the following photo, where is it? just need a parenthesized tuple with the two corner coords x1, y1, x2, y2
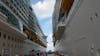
(31, 0, 56, 51)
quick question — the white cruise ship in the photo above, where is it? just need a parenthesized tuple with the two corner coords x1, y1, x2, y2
(0, 0, 47, 56)
(53, 0, 100, 56)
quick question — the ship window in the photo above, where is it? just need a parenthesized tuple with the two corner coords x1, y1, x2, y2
(95, 12, 98, 18)
(12, 37, 14, 40)
(8, 36, 10, 40)
(0, 32, 1, 37)
(3, 34, 6, 39)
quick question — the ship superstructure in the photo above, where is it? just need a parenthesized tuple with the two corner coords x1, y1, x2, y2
(0, 0, 47, 56)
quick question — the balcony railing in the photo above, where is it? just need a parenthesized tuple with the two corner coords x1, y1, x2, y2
(0, 3, 20, 30)
(35, 32, 47, 45)
(23, 27, 46, 47)
(0, 11, 8, 22)
(58, 21, 66, 27)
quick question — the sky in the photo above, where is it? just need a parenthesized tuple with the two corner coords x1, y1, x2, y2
(31, 0, 56, 51)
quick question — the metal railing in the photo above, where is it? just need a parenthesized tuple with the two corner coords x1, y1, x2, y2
(0, 11, 8, 22)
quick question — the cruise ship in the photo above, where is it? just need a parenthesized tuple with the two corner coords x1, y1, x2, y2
(53, 0, 100, 56)
(0, 0, 47, 56)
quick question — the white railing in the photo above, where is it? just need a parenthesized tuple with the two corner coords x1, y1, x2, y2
(58, 21, 66, 27)
(36, 34, 47, 45)
(58, 12, 66, 27)
(24, 39, 39, 47)
(0, 11, 8, 22)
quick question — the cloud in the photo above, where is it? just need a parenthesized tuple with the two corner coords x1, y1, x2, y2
(46, 33, 54, 51)
(31, 0, 55, 51)
(47, 33, 53, 42)
(47, 43, 54, 51)
(32, 0, 56, 19)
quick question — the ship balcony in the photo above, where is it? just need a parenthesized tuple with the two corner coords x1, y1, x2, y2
(0, 15, 27, 39)
(58, 21, 66, 27)
(23, 27, 47, 48)
(53, 29, 64, 40)
(0, 11, 8, 22)
(58, 19, 66, 33)
(35, 35, 47, 48)
(35, 33, 47, 47)
(53, 21, 66, 44)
